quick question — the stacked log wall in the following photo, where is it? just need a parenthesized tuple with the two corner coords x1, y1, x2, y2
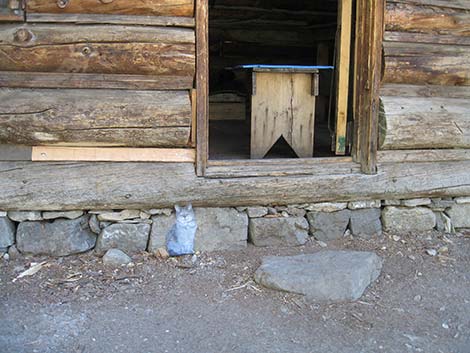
(380, 0, 470, 150)
(0, 0, 196, 148)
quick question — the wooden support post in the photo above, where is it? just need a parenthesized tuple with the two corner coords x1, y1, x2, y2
(335, 0, 353, 155)
(196, 0, 209, 176)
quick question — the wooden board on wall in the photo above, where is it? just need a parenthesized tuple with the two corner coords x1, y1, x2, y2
(0, 89, 192, 147)
(383, 41, 470, 86)
(27, 0, 194, 17)
(386, 0, 470, 11)
(0, 24, 195, 76)
(32, 147, 195, 163)
(379, 96, 470, 149)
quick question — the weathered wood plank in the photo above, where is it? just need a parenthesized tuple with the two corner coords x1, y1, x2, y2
(27, 0, 194, 17)
(26, 13, 195, 27)
(335, 0, 353, 155)
(0, 24, 195, 76)
(379, 96, 470, 149)
(32, 147, 195, 163)
(380, 84, 470, 99)
(0, 145, 32, 161)
(196, 0, 209, 176)
(0, 159, 469, 210)
(352, 0, 384, 174)
(0, 89, 191, 147)
(0, 72, 194, 90)
(385, 2, 470, 37)
(385, 31, 470, 46)
(387, 0, 470, 11)
(378, 149, 470, 163)
(383, 41, 470, 86)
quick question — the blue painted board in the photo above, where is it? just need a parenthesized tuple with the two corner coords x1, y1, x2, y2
(236, 64, 334, 70)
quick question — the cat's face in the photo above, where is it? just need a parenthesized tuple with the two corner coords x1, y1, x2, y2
(175, 204, 195, 224)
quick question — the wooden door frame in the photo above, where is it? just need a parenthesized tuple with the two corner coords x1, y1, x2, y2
(195, 0, 384, 177)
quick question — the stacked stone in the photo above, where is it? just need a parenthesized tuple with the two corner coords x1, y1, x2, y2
(0, 197, 469, 259)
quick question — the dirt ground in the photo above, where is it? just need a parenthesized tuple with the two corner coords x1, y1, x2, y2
(1, 230, 469, 353)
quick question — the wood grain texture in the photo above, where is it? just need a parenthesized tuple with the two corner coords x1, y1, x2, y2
(378, 149, 470, 163)
(32, 147, 195, 163)
(384, 31, 470, 46)
(335, 0, 353, 155)
(352, 0, 384, 174)
(27, 0, 194, 17)
(387, 0, 470, 11)
(0, 24, 195, 76)
(379, 96, 470, 149)
(380, 84, 470, 99)
(0, 159, 469, 210)
(26, 13, 195, 27)
(0, 89, 191, 147)
(383, 41, 470, 86)
(0, 72, 194, 90)
(196, 0, 208, 176)
(251, 72, 316, 159)
(385, 1, 470, 37)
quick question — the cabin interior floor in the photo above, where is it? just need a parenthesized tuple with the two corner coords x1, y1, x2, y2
(209, 120, 334, 160)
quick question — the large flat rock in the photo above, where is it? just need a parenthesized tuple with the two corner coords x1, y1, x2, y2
(95, 223, 150, 255)
(249, 217, 309, 247)
(254, 251, 383, 302)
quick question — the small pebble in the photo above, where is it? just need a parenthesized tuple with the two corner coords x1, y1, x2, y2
(317, 241, 328, 248)
(442, 322, 450, 329)
(392, 235, 401, 242)
(413, 295, 422, 302)
(426, 249, 438, 257)
(3, 253, 9, 261)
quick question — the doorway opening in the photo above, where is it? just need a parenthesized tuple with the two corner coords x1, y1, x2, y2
(207, 0, 350, 161)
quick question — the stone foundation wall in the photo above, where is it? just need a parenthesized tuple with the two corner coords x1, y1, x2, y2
(1, 197, 469, 259)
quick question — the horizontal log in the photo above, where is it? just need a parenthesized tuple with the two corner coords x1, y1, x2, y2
(387, 0, 470, 11)
(385, 2, 470, 37)
(0, 24, 195, 76)
(32, 147, 195, 163)
(0, 72, 194, 90)
(0, 89, 191, 147)
(27, 0, 194, 17)
(379, 96, 470, 149)
(378, 149, 470, 163)
(383, 41, 470, 85)
(26, 13, 195, 27)
(0, 159, 469, 210)
(385, 31, 470, 46)
(380, 84, 470, 98)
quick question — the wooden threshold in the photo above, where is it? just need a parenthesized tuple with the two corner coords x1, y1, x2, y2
(31, 147, 195, 163)
(206, 157, 358, 178)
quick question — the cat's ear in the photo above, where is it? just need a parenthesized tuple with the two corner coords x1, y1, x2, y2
(175, 205, 181, 212)
(187, 204, 193, 210)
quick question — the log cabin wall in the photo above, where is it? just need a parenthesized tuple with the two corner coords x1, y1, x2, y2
(0, 0, 196, 149)
(380, 0, 470, 150)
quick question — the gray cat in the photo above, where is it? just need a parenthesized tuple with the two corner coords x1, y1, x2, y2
(166, 204, 197, 256)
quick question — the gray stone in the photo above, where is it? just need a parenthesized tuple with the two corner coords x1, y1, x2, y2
(195, 208, 248, 251)
(285, 207, 307, 218)
(307, 210, 350, 242)
(0, 217, 15, 249)
(0, 211, 7, 217)
(447, 204, 470, 229)
(382, 207, 436, 233)
(401, 198, 432, 207)
(145, 208, 173, 216)
(8, 211, 42, 222)
(254, 251, 383, 302)
(267, 207, 278, 215)
(97, 210, 141, 222)
(16, 216, 96, 256)
(382, 199, 401, 206)
(95, 223, 150, 255)
(305, 202, 348, 213)
(455, 197, 470, 205)
(7, 245, 20, 260)
(139, 211, 151, 220)
(42, 210, 84, 220)
(348, 200, 381, 210)
(350, 209, 382, 239)
(430, 198, 455, 211)
(148, 214, 176, 253)
(249, 217, 309, 247)
(102, 248, 132, 266)
(435, 212, 454, 233)
(246, 207, 268, 218)
(88, 214, 101, 234)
